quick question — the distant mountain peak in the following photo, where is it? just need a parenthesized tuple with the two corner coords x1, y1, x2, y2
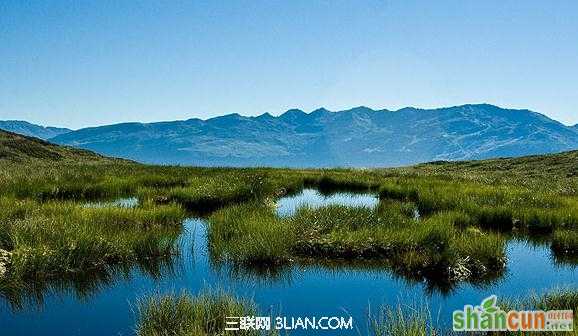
(346, 106, 376, 113)
(282, 108, 306, 115)
(256, 112, 273, 119)
(280, 109, 308, 121)
(214, 112, 242, 119)
(311, 107, 331, 114)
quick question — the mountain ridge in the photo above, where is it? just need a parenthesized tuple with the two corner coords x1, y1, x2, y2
(3, 104, 578, 167)
(0, 120, 72, 140)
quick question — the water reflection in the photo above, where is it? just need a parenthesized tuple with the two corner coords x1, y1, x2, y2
(276, 189, 379, 217)
(0, 255, 179, 312)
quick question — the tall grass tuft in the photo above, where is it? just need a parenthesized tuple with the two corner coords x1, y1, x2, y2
(370, 303, 442, 336)
(208, 203, 294, 265)
(552, 230, 578, 256)
(136, 290, 273, 336)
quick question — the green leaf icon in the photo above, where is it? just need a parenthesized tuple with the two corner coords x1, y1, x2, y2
(481, 295, 498, 313)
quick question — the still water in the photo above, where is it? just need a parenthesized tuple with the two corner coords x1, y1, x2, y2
(1, 189, 576, 335)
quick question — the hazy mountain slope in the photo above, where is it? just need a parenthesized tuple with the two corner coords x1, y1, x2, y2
(0, 129, 111, 162)
(50, 104, 578, 167)
(0, 120, 71, 140)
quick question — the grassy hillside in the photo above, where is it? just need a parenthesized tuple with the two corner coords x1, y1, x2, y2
(0, 129, 112, 162)
(392, 150, 578, 195)
(415, 150, 578, 179)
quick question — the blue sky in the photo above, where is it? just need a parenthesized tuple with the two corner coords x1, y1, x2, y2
(1, 1, 577, 129)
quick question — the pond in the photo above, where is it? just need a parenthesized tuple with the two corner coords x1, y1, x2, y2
(1, 189, 576, 335)
(276, 188, 380, 217)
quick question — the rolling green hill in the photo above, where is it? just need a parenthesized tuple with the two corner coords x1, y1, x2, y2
(413, 150, 578, 180)
(0, 129, 112, 162)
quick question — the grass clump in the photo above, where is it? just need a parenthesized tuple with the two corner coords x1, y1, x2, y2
(552, 229, 578, 256)
(208, 201, 507, 286)
(136, 290, 272, 336)
(161, 173, 271, 213)
(0, 200, 185, 287)
(494, 289, 578, 335)
(208, 203, 294, 265)
(368, 290, 578, 336)
(305, 174, 379, 195)
(370, 304, 442, 336)
(521, 289, 578, 311)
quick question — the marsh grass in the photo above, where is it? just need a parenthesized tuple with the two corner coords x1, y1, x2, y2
(519, 289, 578, 311)
(1, 149, 578, 303)
(370, 303, 443, 336)
(208, 202, 294, 265)
(153, 173, 274, 214)
(0, 197, 185, 291)
(135, 290, 578, 336)
(493, 289, 578, 336)
(368, 290, 578, 336)
(304, 174, 380, 195)
(552, 230, 578, 256)
(207, 201, 507, 285)
(136, 290, 276, 336)
(137, 291, 447, 336)
(378, 177, 578, 256)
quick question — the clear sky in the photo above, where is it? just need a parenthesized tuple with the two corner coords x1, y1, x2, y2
(1, 1, 577, 129)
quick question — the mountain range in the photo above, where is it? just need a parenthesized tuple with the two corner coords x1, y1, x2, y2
(0, 120, 71, 140)
(1, 104, 577, 167)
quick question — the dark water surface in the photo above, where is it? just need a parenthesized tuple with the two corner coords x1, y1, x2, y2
(1, 189, 576, 335)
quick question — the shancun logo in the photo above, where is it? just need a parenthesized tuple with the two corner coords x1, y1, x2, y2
(453, 295, 574, 332)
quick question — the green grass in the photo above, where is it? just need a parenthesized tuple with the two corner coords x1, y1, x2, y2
(493, 289, 578, 336)
(1, 156, 577, 290)
(516, 289, 578, 311)
(0, 198, 185, 292)
(136, 290, 275, 336)
(370, 304, 442, 336)
(208, 202, 294, 265)
(552, 229, 578, 257)
(207, 202, 507, 286)
(136, 289, 578, 336)
(0, 129, 111, 163)
(136, 290, 440, 336)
